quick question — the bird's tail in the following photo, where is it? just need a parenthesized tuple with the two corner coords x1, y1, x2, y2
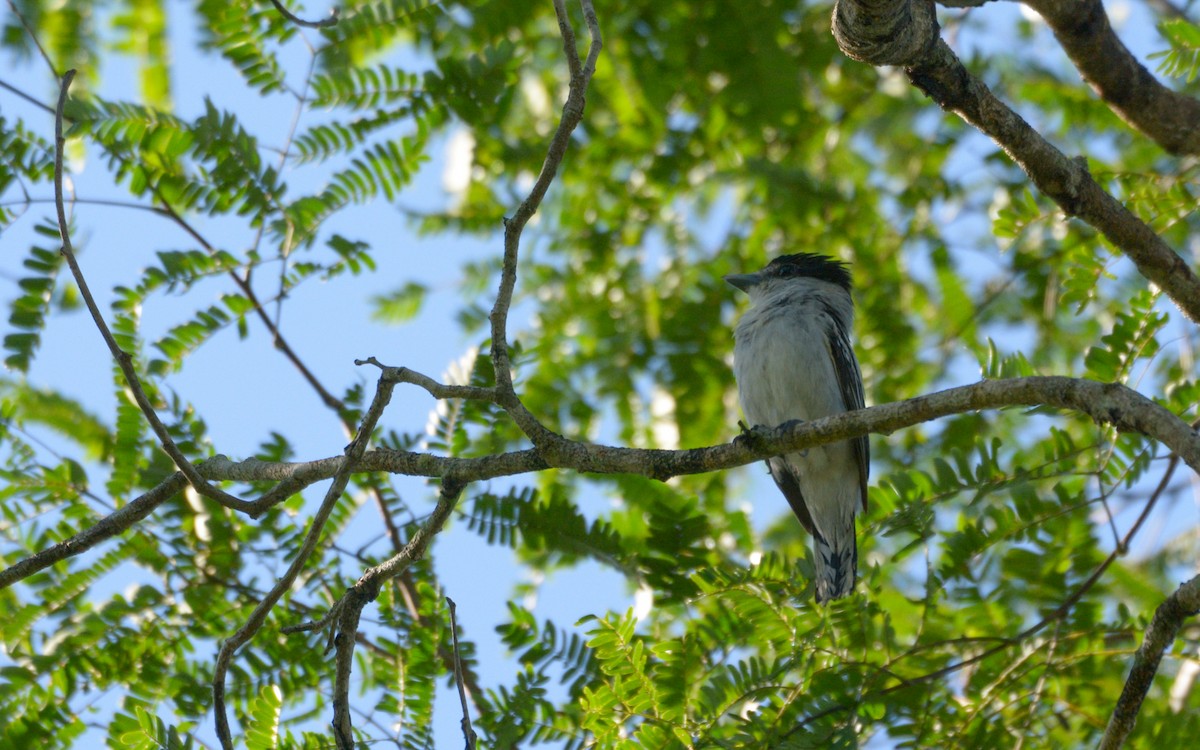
(812, 520, 857, 603)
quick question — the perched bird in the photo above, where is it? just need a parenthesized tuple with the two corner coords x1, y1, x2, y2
(725, 253, 869, 603)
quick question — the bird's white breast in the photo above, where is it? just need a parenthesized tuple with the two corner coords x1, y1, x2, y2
(732, 280, 851, 432)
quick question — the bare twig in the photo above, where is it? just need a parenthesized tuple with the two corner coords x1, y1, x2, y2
(0, 78, 55, 115)
(447, 597, 478, 750)
(488, 0, 603, 444)
(212, 366, 399, 750)
(267, 0, 340, 29)
(1100, 574, 1200, 749)
(5, 0, 59, 78)
(358, 357, 499, 402)
(149, 190, 349, 414)
(322, 477, 467, 749)
(52, 70, 258, 515)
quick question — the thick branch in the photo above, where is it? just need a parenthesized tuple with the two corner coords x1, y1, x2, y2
(831, 0, 1200, 323)
(1025, 0, 1200, 156)
(1099, 574, 1200, 749)
(6, 376, 1197, 592)
(188, 378, 1200, 485)
(939, 0, 1200, 113)
(832, 0, 939, 65)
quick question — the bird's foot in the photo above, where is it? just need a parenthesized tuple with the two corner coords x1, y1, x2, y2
(734, 420, 774, 449)
(776, 418, 805, 434)
(776, 419, 808, 457)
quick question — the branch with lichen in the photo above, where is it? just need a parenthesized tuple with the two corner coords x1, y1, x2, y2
(6, 374, 1198, 593)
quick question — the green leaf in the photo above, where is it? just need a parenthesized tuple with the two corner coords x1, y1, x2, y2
(1150, 18, 1200, 82)
(4, 223, 65, 372)
(245, 684, 282, 750)
(371, 281, 428, 323)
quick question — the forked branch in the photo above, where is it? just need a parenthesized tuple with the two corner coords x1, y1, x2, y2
(51, 70, 259, 514)
(832, 0, 1200, 322)
(212, 366, 401, 750)
(488, 0, 603, 445)
(6, 375, 1199, 593)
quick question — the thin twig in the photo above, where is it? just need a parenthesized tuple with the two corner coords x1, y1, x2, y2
(52, 70, 256, 515)
(552, 0, 582, 80)
(488, 0, 602, 445)
(0, 78, 55, 114)
(0, 195, 176, 215)
(149, 188, 348, 413)
(212, 366, 399, 750)
(358, 357, 499, 402)
(267, 0, 340, 29)
(266, 52, 319, 325)
(5, 0, 59, 78)
(447, 597, 478, 750)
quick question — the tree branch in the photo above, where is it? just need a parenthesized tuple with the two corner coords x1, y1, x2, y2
(212, 366, 399, 750)
(266, 0, 339, 29)
(0, 472, 187, 590)
(447, 596, 478, 750)
(4, 0, 59, 78)
(1100, 574, 1200, 750)
(1024, 0, 1200, 156)
(51, 70, 259, 515)
(150, 191, 350, 415)
(831, 0, 1200, 323)
(358, 357, 499, 402)
(488, 0, 602, 445)
(7, 375, 1196, 592)
(300, 477, 466, 749)
(159, 377, 1200, 486)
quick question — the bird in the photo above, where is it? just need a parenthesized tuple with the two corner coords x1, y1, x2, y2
(725, 253, 869, 603)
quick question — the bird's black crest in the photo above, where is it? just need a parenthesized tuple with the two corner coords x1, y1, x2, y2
(766, 253, 852, 292)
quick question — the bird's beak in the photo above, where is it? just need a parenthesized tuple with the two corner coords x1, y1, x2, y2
(723, 272, 761, 293)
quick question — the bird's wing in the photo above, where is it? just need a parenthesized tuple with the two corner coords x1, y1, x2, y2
(829, 322, 870, 512)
